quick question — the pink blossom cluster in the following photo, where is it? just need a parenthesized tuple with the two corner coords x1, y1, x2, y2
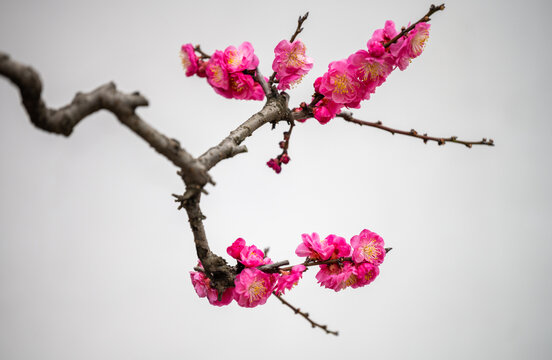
(311, 21, 431, 124)
(272, 39, 314, 91)
(296, 229, 385, 291)
(190, 238, 306, 308)
(179, 42, 265, 101)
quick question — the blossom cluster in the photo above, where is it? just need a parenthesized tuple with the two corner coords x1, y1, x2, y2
(180, 42, 265, 101)
(312, 21, 431, 124)
(296, 229, 385, 291)
(190, 229, 385, 307)
(190, 238, 306, 308)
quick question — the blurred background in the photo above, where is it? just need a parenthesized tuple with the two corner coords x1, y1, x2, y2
(1, 0, 550, 358)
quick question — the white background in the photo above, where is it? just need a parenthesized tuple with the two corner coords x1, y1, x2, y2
(1, 0, 550, 358)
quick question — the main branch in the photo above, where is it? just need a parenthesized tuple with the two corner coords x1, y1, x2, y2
(0, 52, 212, 186)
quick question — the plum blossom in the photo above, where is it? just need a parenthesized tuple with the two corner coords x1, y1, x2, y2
(190, 263, 234, 306)
(239, 244, 265, 267)
(390, 22, 431, 70)
(180, 43, 198, 77)
(227, 238, 246, 259)
(272, 39, 314, 90)
(367, 20, 399, 49)
(205, 50, 229, 91)
(348, 50, 393, 92)
(223, 41, 259, 73)
(318, 60, 363, 105)
(325, 234, 351, 260)
(295, 232, 335, 261)
(316, 262, 355, 292)
(234, 268, 275, 308)
(351, 229, 386, 265)
(275, 265, 306, 295)
(351, 262, 380, 288)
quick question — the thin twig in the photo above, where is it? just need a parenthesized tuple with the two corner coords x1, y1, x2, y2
(290, 12, 309, 43)
(337, 112, 494, 148)
(194, 45, 211, 59)
(274, 293, 339, 336)
(384, 3, 446, 48)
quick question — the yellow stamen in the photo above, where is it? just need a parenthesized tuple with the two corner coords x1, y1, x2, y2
(248, 280, 267, 303)
(180, 51, 191, 70)
(334, 74, 351, 95)
(361, 242, 380, 262)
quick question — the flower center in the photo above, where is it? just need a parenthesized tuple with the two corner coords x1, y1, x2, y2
(285, 48, 303, 68)
(211, 65, 225, 86)
(230, 77, 245, 93)
(180, 52, 191, 69)
(227, 49, 240, 66)
(362, 61, 386, 81)
(334, 74, 352, 95)
(248, 279, 267, 302)
(343, 274, 357, 289)
(361, 242, 379, 261)
(411, 30, 429, 56)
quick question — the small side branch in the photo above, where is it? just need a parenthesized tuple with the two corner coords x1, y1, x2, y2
(337, 112, 494, 148)
(199, 95, 290, 170)
(289, 12, 309, 43)
(274, 293, 339, 336)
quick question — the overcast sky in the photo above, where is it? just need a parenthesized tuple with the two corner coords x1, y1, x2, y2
(1, 0, 551, 359)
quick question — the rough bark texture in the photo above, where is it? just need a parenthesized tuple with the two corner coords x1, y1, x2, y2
(0, 51, 292, 295)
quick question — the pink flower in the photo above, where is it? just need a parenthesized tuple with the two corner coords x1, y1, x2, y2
(312, 77, 343, 124)
(228, 72, 264, 100)
(180, 43, 198, 77)
(368, 20, 398, 49)
(351, 229, 386, 265)
(295, 232, 335, 261)
(348, 50, 393, 92)
(390, 22, 430, 70)
(227, 238, 246, 259)
(223, 41, 259, 73)
(316, 262, 355, 291)
(406, 22, 431, 58)
(239, 244, 265, 267)
(275, 265, 306, 295)
(318, 60, 363, 105)
(272, 39, 314, 90)
(351, 262, 380, 288)
(190, 264, 234, 306)
(234, 268, 275, 308)
(312, 97, 343, 125)
(206, 50, 229, 91)
(325, 234, 352, 260)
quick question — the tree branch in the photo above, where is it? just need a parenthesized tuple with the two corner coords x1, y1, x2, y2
(337, 112, 494, 148)
(198, 94, 290, 170)
(0, 52, 213, 186)
(274, 293, 339, 336)
(182, 192, 236, 297)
